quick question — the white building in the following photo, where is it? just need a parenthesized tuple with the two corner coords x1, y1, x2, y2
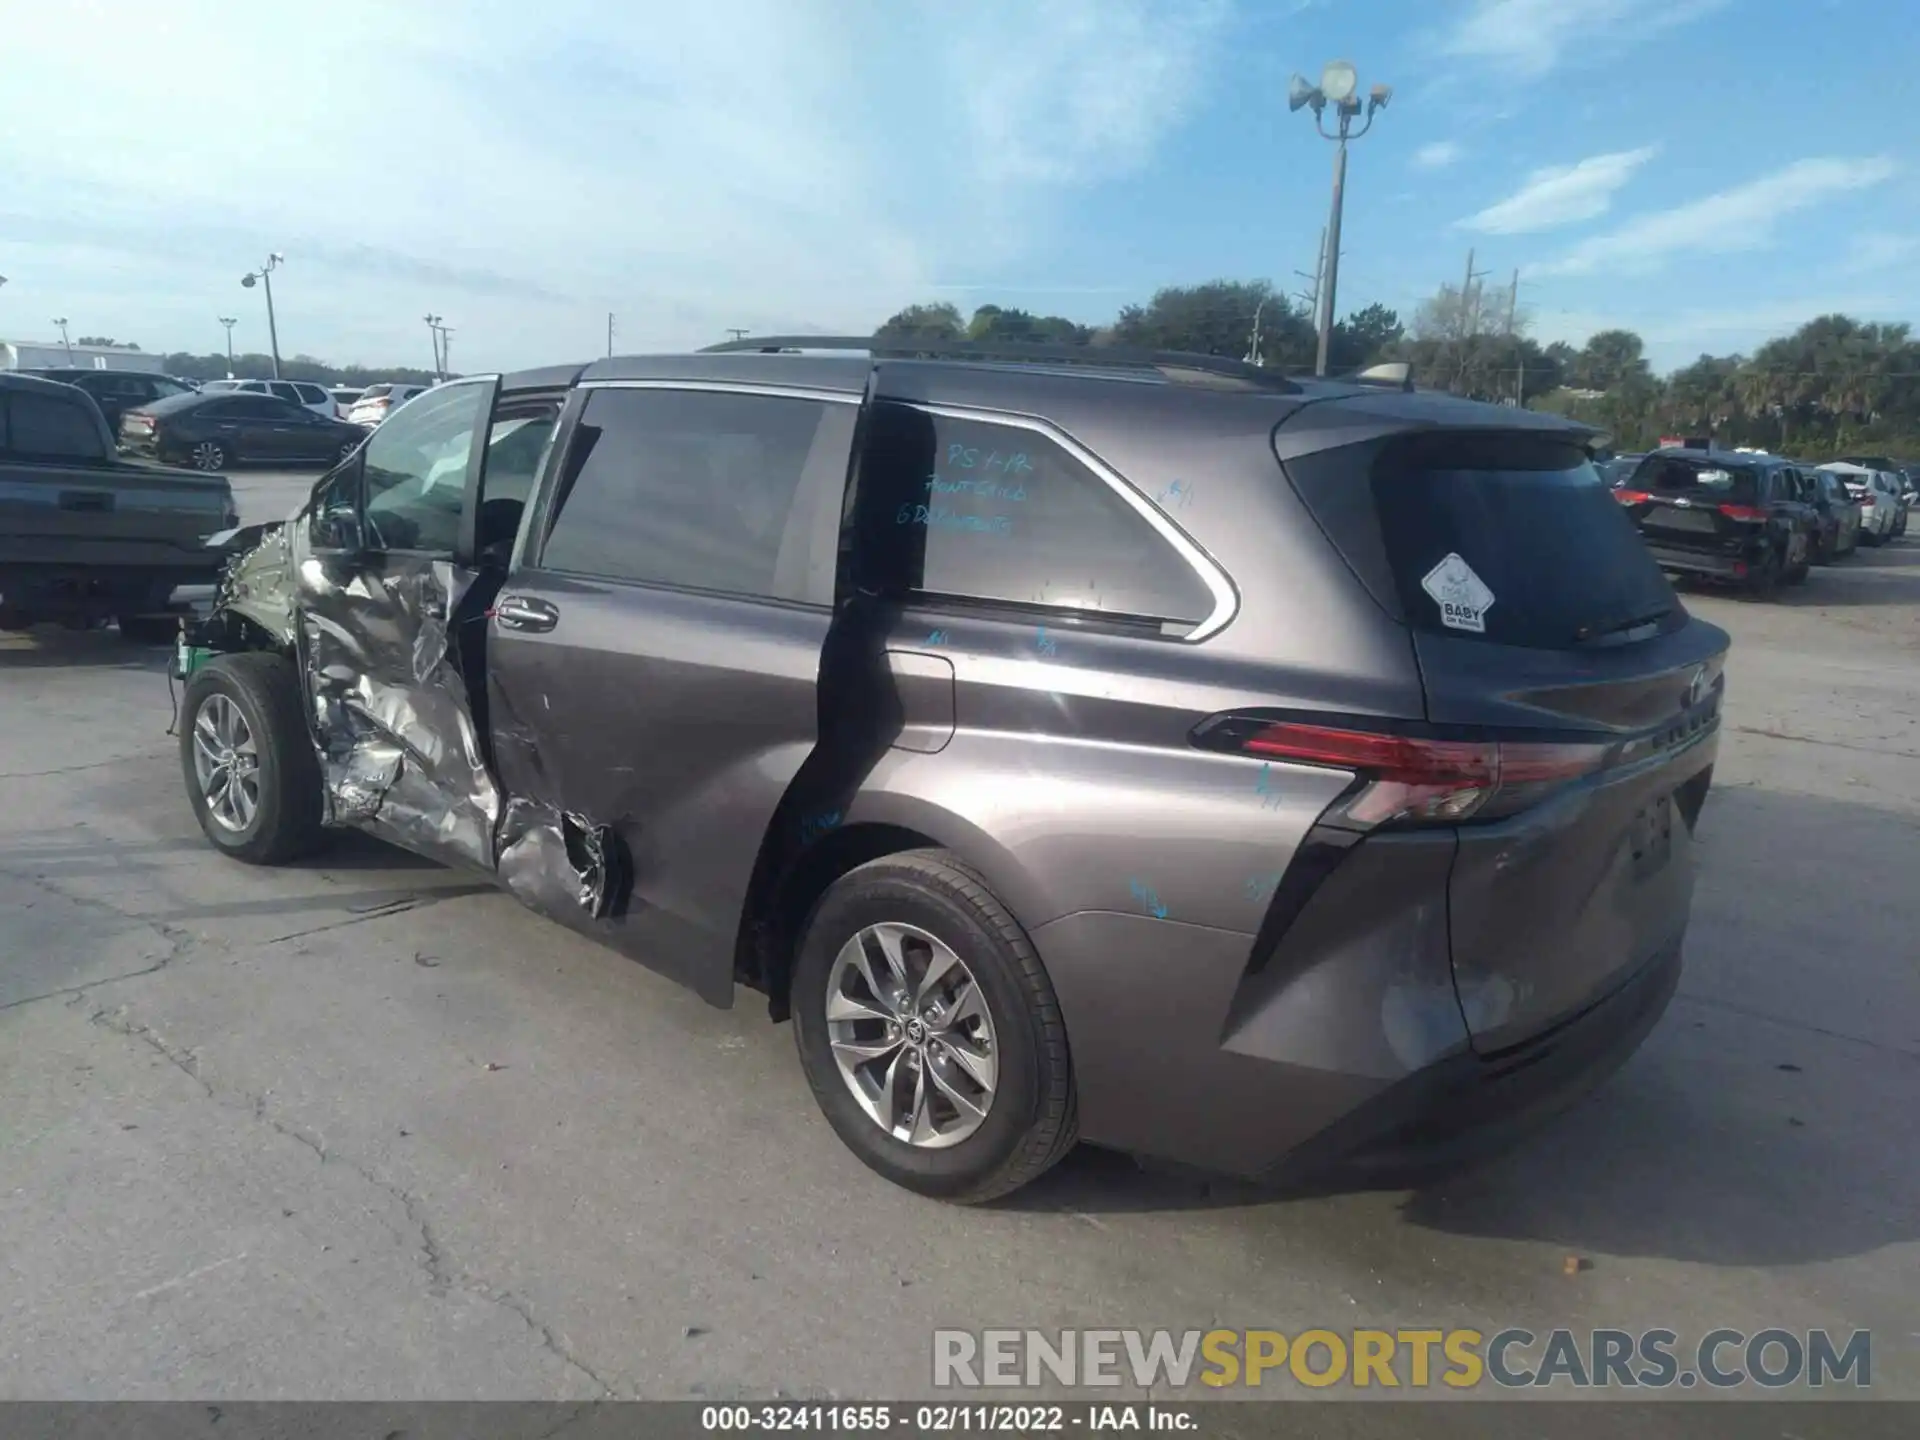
(0, 340, 166, 373)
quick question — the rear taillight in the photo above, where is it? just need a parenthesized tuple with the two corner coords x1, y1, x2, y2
(1717, 503, 1767, 521)
(1216, 719, 1614, 829)
(1614, 489, 1651, 505)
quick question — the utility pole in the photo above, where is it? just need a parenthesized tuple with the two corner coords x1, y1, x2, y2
(52, 317, 72, 361)
(438, 328, 453, 377)
(607, 313, 615, 358)
(1507, 270, 1524, 406)
(1292, 227, 1325, 328)
(726, 328, 749, 343)
(217, 317, 237, 376)
(240, 254, 284, 378)
(424, 313, 444, 378)
(1452, 249, 1490, 390)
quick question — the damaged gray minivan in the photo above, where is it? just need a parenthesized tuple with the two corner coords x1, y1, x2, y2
(174, 340, 1728, 1202)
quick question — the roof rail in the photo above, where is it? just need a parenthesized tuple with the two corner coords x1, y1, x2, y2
(697, 335, 1300, 391)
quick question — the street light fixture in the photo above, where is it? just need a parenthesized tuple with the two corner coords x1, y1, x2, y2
(240, 253, 285, 379)
(52, 317, 72, 361)
(1288, 60, 1392, 377)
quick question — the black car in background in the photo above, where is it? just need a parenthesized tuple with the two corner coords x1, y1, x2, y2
(1794, 464, 1862, 561)
(119, 391, 368, 472)
(25, 368, 197, 434)
(1614, 448, 1814, 597)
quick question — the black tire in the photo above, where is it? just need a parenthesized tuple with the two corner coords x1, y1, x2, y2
(791, 848, 1077, 1203)
(1785, 549, 1810, 585)
(117, 613, 183, 645)
(179, 652, 326, 865)
(1747, 547, 1782, 600)
(1861, 527, 1883, 548)
(188, 439, 230, 472)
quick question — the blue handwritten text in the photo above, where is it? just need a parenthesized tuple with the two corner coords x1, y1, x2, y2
(896, 503, 1014, 535)
(1244, 873, 1284, 903)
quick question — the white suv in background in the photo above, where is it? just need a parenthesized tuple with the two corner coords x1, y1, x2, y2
(199, 377, 339, 421)
(1820, 462, 1902, 546)
(346, 383, 430, 428)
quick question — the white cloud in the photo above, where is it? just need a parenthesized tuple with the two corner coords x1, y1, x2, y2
(1533, 157, 1901, 276)
(1440, 0, 1730, 79)
(1461, 146, 1659, 233)
(0, 0, 1224, 368)
(1413, 141, 1465, 171)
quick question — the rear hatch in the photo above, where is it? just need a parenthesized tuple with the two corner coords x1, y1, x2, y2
(1279, 422, 1728, 1053)
(1614, 453, 1767, 562)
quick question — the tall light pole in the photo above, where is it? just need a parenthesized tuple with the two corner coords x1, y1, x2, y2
(1289, 61, 1392, 377)
(424, 313, 444, 378)
(52, 317, 72, 361)
(240, 253, 284, 378)
(217, 317, 238, 376)
(437, 326, 454, 378)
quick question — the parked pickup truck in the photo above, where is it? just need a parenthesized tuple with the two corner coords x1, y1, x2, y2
(1, 371, 238, 642)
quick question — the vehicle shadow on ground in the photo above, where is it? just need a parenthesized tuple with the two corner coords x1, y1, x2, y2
(0, 628, 178, 671)
(1005, 784, 1919, 1271)
(1776, 537, 1920, 608)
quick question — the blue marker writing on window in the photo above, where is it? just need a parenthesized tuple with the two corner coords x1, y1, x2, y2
(925, 474, 1027, 502)
(895, 503, 1015, 535)
(926, 629, 949, 647)
(1034, 626, 1058, 657)
(1128, 879, 1169, 920)
(1157, 479, 1195, 510)
(1254, 761, 1284, 809)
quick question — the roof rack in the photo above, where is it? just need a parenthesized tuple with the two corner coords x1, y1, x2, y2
(697, 335, 1301, 392)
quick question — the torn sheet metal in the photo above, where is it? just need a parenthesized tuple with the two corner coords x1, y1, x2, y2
(496, 797, 632, 921)
(294, 552, 502, 871)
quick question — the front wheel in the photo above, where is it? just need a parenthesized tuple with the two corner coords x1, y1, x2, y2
(791, 848, 1077, 1203)
(189, 439, 230, 472)
(180, 652, 326, 864)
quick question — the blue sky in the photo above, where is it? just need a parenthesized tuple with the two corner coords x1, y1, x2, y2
(3, 0, 1915, 374)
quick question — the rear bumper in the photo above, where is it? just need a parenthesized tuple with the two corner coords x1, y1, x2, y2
(1264, 940, 1681, 1188)
(1646, 544, 1754, 578)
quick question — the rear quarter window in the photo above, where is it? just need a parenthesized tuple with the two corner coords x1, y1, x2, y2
(1634, 454, 1760, 503)
(852, 402, 1215, 631)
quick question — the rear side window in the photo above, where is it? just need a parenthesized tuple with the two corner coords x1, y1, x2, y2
(361, 385, 393, 400)
(538, 387, 830, 600)
(1370, 433, 1677, 649)
(2, 391, 103, 460)
(855, 403, 1214, 628)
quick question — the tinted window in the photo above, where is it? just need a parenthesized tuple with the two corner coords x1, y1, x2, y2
(479, 413, 557, 506)
(361, 380, 491, 553)
(856, 403, 1214, 626)
(293, 383, 330, 405)
(540, 387, 828, 598)
(2, 390, 104, 460)
(361, 385, 393, 400)
(1372, 434, 1677, 649)
(1632, 454, 1760, 504)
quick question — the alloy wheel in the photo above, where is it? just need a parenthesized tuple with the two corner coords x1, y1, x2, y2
(824, 922, 998, 1149)
(191, 441, 225, 471)
(191, 694, 261, 832)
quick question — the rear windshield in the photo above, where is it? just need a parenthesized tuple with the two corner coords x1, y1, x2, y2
(359, 385, 394, 400)
(1367, 433, 1678, 649)
(1632, 453, 1760, 503)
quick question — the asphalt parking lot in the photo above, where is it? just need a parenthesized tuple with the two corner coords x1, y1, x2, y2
(2, 468, 1916, 1411)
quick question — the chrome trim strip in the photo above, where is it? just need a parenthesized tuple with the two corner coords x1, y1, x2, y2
(902, 401, 1242, 643)
(579, 378, 861, 404)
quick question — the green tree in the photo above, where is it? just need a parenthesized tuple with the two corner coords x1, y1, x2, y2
(1327, 304, 1403, 371)
(1567, 330, 1651, 391)
(874, 302, 965, 342)
(1110, 280, 1284, 359)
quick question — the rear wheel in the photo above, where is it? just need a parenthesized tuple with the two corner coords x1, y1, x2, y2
(179, 652, 325, 864)
(791, 848, 1077, 1203)
(1747, 547, 1782, 600)
(189, 439, 230, 472)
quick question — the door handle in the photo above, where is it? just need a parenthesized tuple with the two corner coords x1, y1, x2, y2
(492, 594, 559, 632)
